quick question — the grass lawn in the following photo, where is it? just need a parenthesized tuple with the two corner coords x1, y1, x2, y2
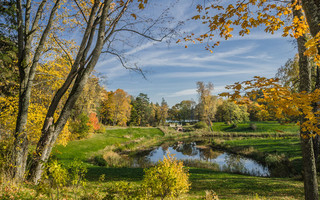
(79, 167, 305, 200)
(211, 121, 299, 133)
(189, 169, 304, 199)
(213, 137, 303, 177)
(53, 127, 164, 166)
(224, 138, 301, 162)
(51, 127, 306, 199)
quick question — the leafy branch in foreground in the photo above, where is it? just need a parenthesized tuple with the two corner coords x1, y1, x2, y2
(220, 76, 320, 138)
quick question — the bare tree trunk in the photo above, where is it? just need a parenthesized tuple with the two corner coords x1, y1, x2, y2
(294, 1, 319, 199)
(301, 0, 320, 39)
(28, 0, 115, 183)
(313, 67, 320, 163)
(301, 137, 319, 200)
(28, 68, 94, 183)
(11, 0, 59, 182)
(300, 0, 320, 199)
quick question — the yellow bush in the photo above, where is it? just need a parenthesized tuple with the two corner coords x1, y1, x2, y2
(141, 153, 190, 199)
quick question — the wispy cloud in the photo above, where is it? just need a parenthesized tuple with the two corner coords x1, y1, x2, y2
(125, 41, 159, 55)
(154, 69, 272, 78)
(166, 88, 197, 97)
(243, 53, 273, 60)
(113, 43, 270, 71)
(94, 0, 295, 107)
(160, 85, 228, 99)
(192, 45, 256, 61)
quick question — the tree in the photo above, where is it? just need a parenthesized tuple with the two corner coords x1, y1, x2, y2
(159, 98, 169, 125)
(130, 93, 152, 126)
(276, 55, 301, 92)
(6, 0, 176, 183)
(0, 36, 18, 97)
(196, 82, 218, 129)
(215, 100, 249, 125)
(149, 99, 169, 126)
(168, 100, 196, 123)
(100, 89, 131, 126)
(247, 102, 271, 121)
(0, 0, 19, 109)
(72, 75, 104, 118)
(0, 50, 74, 146)
(186, 1, 320, 198)
(276, 54, 317, 93)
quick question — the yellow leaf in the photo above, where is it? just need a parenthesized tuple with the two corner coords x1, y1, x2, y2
(131, 13, 137, 20)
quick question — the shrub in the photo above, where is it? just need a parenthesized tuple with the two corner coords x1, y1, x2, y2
(194, 121, 208, 129)
(141, 153, 190, 199)
(95, 125, 106, 134)
(91, 155, 107, 167)
(265, 153, 286, 165)
(103, 151, 130, 167)
(69, 112, 91, 139)
(89, 113, 101, 131)
(0, 135, 14, 179)
(38, 160, 68, 200)
(68, 159, 87, 187)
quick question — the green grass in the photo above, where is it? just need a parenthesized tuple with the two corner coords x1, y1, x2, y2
(79, 167, 304, 200)
(211, 121, 299, 133)
(224, 138, 301, 161)
(53, 128, 164, 166)
(50, 127, 307, 199)
(219, 137, 303, 176)
(188, 168, 304, 199)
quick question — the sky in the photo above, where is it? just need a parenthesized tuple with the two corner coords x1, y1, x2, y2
(94, 0, 297, 107)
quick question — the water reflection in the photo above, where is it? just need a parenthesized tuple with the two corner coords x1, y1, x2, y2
(134, 142, 270, 177)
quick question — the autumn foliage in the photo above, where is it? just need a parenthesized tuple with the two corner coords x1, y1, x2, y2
(89, 113, 100, 131)
(100, 89, 132, 126)
(180, 0, 320, 65)
(142, 153, 190, 199)
(220, 76, 320, 138)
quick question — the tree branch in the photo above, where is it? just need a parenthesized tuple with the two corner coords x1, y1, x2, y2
(101, 50, 146, 79)
(113, 28, 169, 42)
(73, 0, 88, 24)
(103, 0, 131, 44)
(52, 35, 73, 67)
(30, 0, 48, 35)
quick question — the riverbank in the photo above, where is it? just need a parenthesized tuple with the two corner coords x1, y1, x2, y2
(210, 137, 302, 177)
(51, 127, 306, 199)
(2, 127, 307, 199)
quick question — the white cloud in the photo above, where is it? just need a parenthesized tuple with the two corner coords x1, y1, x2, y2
(154, 69, 272, 78)
(243, 53, 273, 60)
(166, 88, 197, 97)
(125, 41, 159, 55)
(160, 85, 228, 99)
(192, 45, 256, 61)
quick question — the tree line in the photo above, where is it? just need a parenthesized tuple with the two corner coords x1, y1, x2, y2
(1, 0, 320, 198)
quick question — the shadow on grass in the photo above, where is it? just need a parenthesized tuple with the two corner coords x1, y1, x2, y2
(86, 166, 144, 182)
(222, 125, 249, 132)
(189, 168, 304, 199)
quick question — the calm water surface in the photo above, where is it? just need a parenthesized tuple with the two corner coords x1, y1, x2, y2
(134, 141, 270, 177)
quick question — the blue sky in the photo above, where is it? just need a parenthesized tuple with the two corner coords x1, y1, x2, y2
(95, 0, 297, 106)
